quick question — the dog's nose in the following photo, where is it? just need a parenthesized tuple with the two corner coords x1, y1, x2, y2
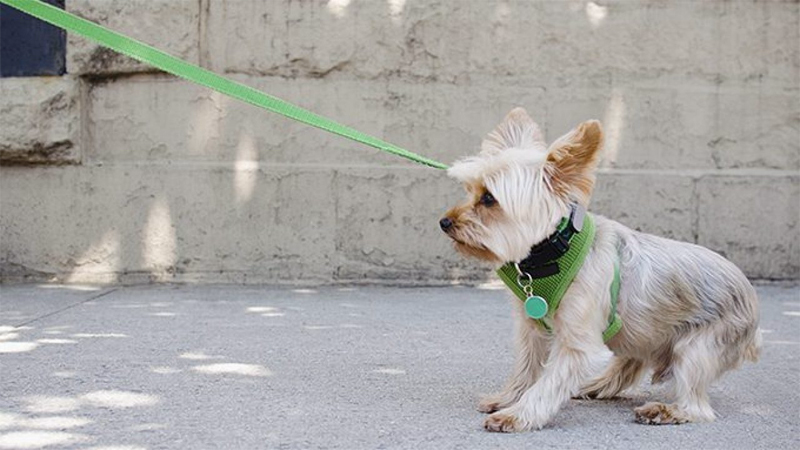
(439, 217, 453, 231)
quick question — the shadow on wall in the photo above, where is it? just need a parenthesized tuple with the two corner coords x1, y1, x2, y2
(51, 91, 481, 285)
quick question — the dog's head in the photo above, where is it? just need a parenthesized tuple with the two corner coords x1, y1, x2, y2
(440, 108, 603, 263)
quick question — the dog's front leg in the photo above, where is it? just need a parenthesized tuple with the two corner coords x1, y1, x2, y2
(479, 305, 551, 413)
(484, 333, 611, 432)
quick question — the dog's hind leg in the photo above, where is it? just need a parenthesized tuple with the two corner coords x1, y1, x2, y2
(635, 330, 721, 424)
(479, 311, 551, 414)
(578, 357, 645, 399)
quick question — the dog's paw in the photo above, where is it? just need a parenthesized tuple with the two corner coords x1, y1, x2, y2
(484, 411, 525, 433)
(477, 395, 509, 414)
(478, 399, 501, 414)
(634, 402, 689, 425)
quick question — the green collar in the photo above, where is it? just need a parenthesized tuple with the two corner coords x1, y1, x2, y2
(496, 210, 622, 342)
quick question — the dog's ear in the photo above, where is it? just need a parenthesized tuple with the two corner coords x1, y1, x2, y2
(545, 120, 603, 205)
(481, 107, 545, 154)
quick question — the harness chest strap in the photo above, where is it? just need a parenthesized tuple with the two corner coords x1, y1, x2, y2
(496, 213, 622, 342)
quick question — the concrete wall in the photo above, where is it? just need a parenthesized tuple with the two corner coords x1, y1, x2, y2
(1, 0, 798, 284)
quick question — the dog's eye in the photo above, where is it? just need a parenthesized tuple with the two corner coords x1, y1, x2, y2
(480, 191, 496, 207)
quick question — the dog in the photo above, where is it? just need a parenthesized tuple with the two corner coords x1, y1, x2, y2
(440, 108, 761, 432)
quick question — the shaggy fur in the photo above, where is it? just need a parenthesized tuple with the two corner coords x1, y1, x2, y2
(441, 108, 761, 432)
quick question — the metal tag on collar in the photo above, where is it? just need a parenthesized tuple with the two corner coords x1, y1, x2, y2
(524, 295, 548, 319)
(515, 264, 549, 319)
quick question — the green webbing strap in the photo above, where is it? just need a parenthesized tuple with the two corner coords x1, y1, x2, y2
(496, 214, 596, 330)
(603, 258, 623, 342)
(496, 214, 622, 342)
(0, 0, 448, 170)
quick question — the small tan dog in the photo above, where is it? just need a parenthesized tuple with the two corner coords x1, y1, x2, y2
(440, 108, 761, 432)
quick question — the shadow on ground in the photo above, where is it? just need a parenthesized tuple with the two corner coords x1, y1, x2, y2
(1, 284, 798, 449)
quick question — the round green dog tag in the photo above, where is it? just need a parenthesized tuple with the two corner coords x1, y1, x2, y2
(524, 295, 548, 319)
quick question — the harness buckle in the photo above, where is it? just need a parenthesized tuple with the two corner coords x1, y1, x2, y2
(551, 232, 570, 254)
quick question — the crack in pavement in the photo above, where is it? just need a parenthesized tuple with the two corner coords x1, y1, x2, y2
(13, 288, 120, 328)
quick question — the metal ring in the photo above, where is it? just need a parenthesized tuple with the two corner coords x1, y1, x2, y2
(523, 284, 534, 297)
(516, 271, 533, 287)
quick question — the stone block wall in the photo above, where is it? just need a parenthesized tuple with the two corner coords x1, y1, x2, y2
(1, 0, 797, 283)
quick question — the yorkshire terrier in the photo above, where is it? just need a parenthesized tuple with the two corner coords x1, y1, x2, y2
(440, 108, 761, 432)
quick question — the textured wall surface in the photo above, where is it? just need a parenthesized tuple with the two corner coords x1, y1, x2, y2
(1, 0, 798, 283)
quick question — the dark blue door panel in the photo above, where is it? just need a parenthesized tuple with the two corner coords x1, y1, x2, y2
(0, 0, 66, 77)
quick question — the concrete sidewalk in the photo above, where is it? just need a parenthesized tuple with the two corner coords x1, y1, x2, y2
(1, 284, 798, 450)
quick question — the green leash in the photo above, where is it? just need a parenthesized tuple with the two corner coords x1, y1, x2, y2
(496, 214, 622, 342)
(0, 0, 448, 170)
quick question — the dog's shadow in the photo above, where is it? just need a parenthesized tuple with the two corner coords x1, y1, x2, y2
(553, 393, 652, 428)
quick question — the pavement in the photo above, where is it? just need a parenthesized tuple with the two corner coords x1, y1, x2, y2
(0, 283, 798, 450)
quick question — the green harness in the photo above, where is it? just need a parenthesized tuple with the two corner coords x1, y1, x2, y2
(496, 211, 622, 342)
